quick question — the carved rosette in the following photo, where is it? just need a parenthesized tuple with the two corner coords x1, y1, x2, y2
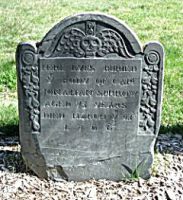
(19, 44, 40, 134)
(139, 51, 160, 134)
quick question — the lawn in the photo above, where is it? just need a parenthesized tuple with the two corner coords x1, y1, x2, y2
(0, 0, 183, 135)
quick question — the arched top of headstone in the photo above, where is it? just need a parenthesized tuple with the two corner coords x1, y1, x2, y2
(38, 13, 142, 57)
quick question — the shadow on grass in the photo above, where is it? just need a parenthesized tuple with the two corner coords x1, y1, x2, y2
(160, 124, 183, 135)
(0, 136, 36, 175)
(0, 150, 36, 176)
(0, 150, 26, 173)
(0, 124, 19, 136)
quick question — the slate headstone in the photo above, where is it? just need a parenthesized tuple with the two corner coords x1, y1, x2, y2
(16, 13, 164, 181)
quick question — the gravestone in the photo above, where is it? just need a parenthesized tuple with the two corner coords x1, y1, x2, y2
(16, 13, 164, 181)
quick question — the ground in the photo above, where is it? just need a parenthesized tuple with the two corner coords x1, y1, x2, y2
(0, 134, 182, 199)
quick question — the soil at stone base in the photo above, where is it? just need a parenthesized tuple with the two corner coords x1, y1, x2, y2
(0, 133, 182, 200)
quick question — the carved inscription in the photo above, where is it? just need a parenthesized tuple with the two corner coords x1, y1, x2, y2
(39, 58, 142, 147)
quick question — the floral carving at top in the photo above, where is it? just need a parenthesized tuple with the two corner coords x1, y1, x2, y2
(54, 21, 133, 58)
(139, 51, 160, 134)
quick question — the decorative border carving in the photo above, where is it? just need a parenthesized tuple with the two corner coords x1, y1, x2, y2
(54, 21, 134, 58)
(18, 24, 162, 137)
(139, 51, 160, 134)
(20, 45, 40, 134)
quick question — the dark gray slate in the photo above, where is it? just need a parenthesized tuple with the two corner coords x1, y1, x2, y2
(16, 13, 164, 181)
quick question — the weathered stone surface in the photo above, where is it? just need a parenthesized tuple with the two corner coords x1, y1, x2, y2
(16, 13, 164, 181)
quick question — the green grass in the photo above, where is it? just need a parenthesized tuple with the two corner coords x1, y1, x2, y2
(0, 0, 183, 135)
(0, 105, 18, 135)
